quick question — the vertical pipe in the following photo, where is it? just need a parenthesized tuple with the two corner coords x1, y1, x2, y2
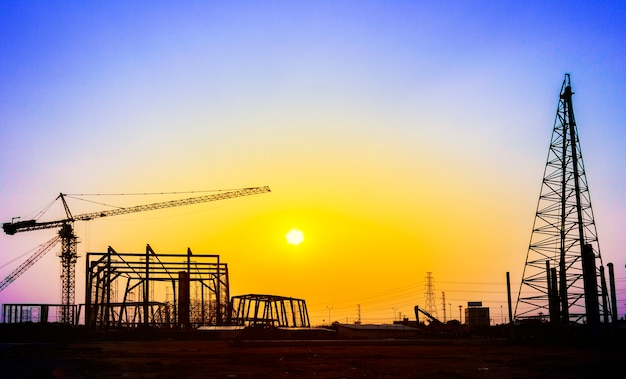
(41, 305, 49, 323)
(608, 263, 618, 324)
(550, 267, 560, 323)
(144, 245, 150, 327)
(600, 266, 609, 324)
(178, 271, 190, 328)
(506, 272, 513, 324)
(216, 256, 221, 325)
(85, 253, 92, 327)
(582, 244, 600, 333)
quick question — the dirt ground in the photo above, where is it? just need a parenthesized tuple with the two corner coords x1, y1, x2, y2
(1, 338, 623, 379)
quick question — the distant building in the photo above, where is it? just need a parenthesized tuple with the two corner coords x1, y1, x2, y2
(465, 302, 490, 327)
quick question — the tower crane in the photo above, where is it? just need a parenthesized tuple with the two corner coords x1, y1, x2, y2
(2, 186, 271, 324)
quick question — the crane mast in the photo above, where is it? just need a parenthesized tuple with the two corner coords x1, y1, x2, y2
(2, 186, 271, 324)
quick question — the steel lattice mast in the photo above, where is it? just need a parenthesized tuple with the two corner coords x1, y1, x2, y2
(515, 74, 611, 326)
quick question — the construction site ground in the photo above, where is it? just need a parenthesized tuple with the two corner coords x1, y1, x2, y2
(1, 332, 624, 379)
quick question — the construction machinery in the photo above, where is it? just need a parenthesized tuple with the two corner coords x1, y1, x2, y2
(414, 305, 442, 325)
(1, 186, 271, 324)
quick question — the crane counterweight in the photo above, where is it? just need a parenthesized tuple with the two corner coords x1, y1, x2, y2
(2, 220, 36, 235)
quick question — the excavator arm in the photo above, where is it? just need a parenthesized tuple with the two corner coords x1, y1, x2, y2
(414, 305, 442, 325)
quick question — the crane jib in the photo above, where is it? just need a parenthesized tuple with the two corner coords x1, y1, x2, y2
(2, 186, 271, 235)
(74, 186, 271, 221)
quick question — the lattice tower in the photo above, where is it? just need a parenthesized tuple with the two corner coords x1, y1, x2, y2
(58, 223, 78, 324)
(515, 74, 612, 326)
(424, 272, 438, 319)
(442, 292, 447, 322)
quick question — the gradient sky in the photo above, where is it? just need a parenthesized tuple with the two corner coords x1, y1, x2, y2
(1, 1, 625, 325)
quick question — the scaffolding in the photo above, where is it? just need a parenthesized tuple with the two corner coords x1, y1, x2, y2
(85, 245, 229, 329)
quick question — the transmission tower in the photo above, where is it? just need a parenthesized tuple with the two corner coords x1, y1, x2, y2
(515, 74, 611, 327)
(424, 272, 438, 319)
(442, 292, 447, 322)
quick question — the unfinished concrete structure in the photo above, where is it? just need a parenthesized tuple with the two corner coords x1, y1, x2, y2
(85, 245, 229, 329)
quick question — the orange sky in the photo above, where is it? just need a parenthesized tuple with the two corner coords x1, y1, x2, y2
(1, 2, 625, 325)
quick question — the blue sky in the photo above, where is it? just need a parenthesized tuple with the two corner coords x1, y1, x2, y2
(1, 1, 625, 324)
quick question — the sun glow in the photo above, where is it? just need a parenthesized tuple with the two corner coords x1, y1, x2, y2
(286, 228, 304, 246)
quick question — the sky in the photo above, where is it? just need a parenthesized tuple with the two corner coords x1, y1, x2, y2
(1, 1, 625, 326)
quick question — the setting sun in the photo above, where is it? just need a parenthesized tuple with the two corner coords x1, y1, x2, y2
(286, 228, 304, 245)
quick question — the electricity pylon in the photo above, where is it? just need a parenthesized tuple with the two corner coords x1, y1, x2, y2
(424, 272, 438, 319)
(515, 74, 611, 327)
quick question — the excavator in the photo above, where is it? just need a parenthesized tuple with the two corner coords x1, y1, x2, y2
(414, 305, 443, 325)
(1, 186, 271, 323)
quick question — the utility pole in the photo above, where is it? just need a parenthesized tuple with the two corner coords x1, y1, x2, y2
(326, 306, 333, 325)
(459, 305, 462, 324)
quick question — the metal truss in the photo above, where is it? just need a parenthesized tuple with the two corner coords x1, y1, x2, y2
(515, 74, 612, 327)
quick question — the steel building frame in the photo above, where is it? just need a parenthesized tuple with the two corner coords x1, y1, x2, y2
(231, 294, 310, 327)
(85, 245, 229, 329)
